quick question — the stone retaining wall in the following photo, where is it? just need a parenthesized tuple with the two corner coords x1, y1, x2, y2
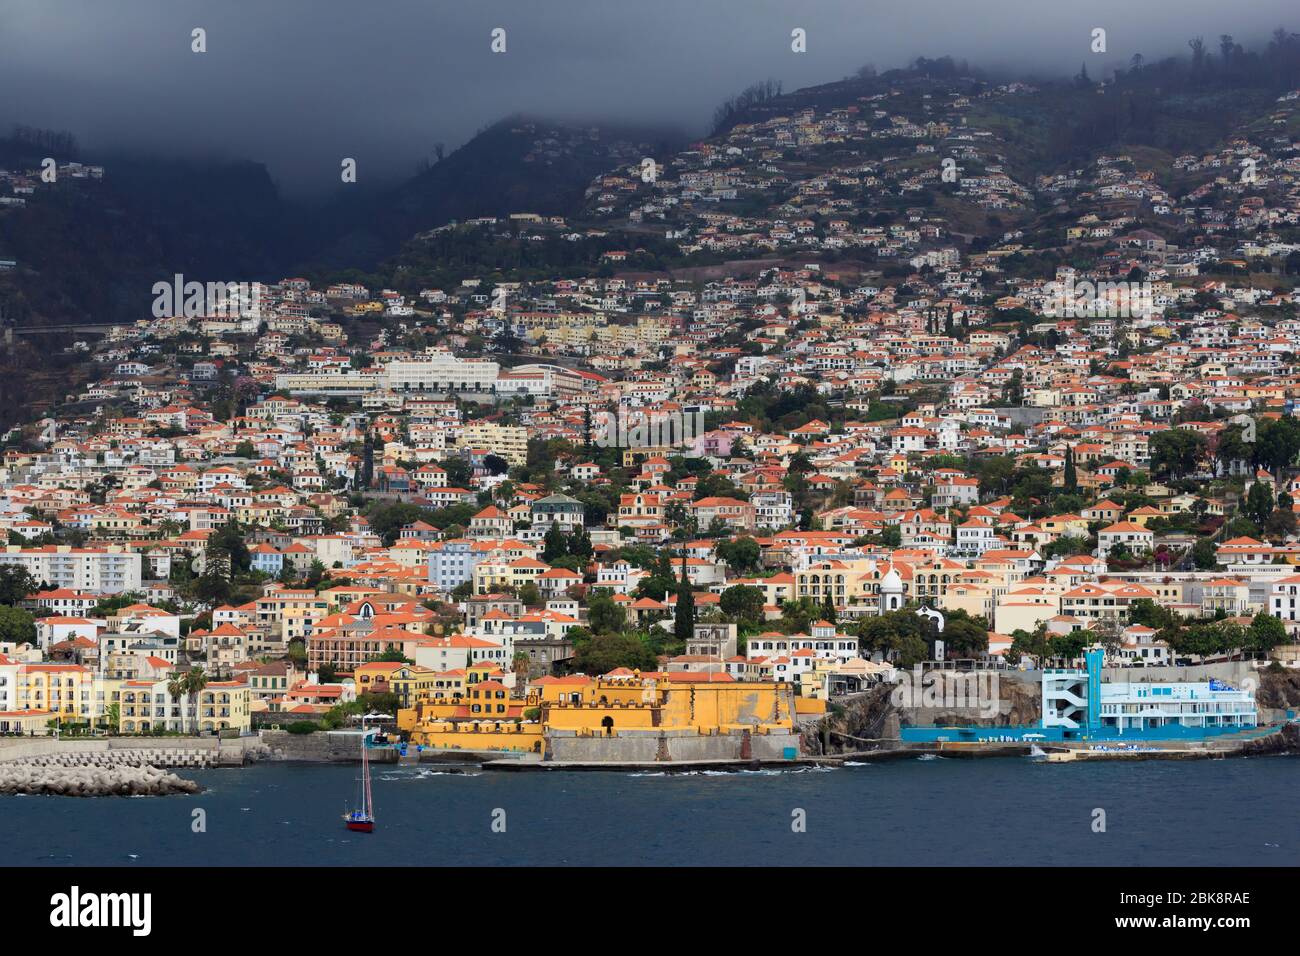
(260, 729, 399, 762)
(545, 728, 802, 764)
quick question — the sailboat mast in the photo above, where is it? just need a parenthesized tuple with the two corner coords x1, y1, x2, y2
(363, 732, 373, 816)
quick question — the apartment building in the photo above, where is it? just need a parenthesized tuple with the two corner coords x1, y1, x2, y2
(454, 422, 529, 465)
(385, 354, 500, 393)
(0, 545, 142, 593)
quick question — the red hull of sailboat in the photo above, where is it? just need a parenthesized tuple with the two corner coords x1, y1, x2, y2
(345, 818, 374, 833)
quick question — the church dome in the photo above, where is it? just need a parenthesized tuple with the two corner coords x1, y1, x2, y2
(880, 567, 903, 592)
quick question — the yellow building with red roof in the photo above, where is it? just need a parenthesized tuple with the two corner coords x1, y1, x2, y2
(402, 670, 799, 760)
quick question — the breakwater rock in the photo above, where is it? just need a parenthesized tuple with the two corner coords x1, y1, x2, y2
(0, 760, 200, 796)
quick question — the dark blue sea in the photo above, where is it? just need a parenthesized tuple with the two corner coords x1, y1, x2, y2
(8, 756, 1298, 866)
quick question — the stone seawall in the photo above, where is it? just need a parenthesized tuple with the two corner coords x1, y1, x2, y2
(0, 736, 261, 767)
(260, 729, 400, 763)
(544, 729, 802, 764)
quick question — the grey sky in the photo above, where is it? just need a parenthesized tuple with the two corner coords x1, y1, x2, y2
(1, 0, 1296, 196)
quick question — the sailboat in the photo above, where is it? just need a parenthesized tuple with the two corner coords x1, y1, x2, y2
(343, 730, 375, 833)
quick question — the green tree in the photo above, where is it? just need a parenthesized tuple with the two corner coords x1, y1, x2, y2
(1215, 422, 1253, 469)
(192, 559, 233, 608)
(587, 593, 626, 634)
(573, 632, 657, 674)
(890, 633, 928, 667)
(518, 582, 542, 607)
(542, 524, 568, 563)
(1245, 480, 1275, 526)
(780, 597, 822, 635)
(1049, 632, 1088, 663)
(183, 666, 208, 733)
(0, 565, 38, 605)
(1191, 537, 1219, 570)
(857, 610, 922, 658)
(715, 536, 761, 572)
(720, 584, 766, 625)
(1129, 598, 1180, 632)
(569, 525, 594, 560)
(820, 594, 837, 624)
(939, 608, 990, 657)
(975, 455, 1017, 496)
(167, 666, 208, 734)
(1008, 625, 1053, 669)
(1150, 428, 1207, 480)
(0, 604, 36, 644)
(1046, 534, 1092, 559)
(673, 555, 696, 644)
(1254, 417, 1300, 471)
(1246, 612, 1287, 654)
(101, 702, 120, 734)
(305, 559, 327, 588)
(207, 521, 251, 574)
(1265, 507, 1297, 540)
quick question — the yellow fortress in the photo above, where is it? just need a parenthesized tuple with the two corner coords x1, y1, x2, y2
(400, 670, 804, 763)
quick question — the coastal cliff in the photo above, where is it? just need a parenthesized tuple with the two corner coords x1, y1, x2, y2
(1256, 667, 1300, 723)
(804, 674, 1041, 754)
(899, 673, 1040, 728)
(802, 684, 897, 755)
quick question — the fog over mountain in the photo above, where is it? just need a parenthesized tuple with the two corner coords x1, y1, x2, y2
(2, 0, 1297, 197)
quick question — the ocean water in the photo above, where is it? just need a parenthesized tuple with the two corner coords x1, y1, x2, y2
(7, 756, 1297, 866)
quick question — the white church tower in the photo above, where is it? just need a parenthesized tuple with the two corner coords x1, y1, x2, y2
(879, 566, 905, 613)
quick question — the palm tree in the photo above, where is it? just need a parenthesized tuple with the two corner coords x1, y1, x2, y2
(166, 674, 186, 733)
(184, 666, 208, 735)
(167, 667, 209, 735)
(156, 518, 184, 538)
(101, 702, 120, 736)
(512, 651, 531, 685)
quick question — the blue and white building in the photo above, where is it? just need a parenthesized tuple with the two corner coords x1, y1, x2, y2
(428, 539, 487, 594)
(1043, 649, 1257, 735)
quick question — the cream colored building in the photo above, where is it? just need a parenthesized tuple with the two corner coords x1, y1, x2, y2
(455, 422, 529, 465)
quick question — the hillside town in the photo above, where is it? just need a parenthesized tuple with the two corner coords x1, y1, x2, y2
(2, 69, 1300, 751)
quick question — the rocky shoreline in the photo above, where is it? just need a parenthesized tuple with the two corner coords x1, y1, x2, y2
(0, 755, 201, 797)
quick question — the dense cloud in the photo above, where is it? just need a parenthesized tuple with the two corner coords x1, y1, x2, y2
(1, 0, 1296, 196)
